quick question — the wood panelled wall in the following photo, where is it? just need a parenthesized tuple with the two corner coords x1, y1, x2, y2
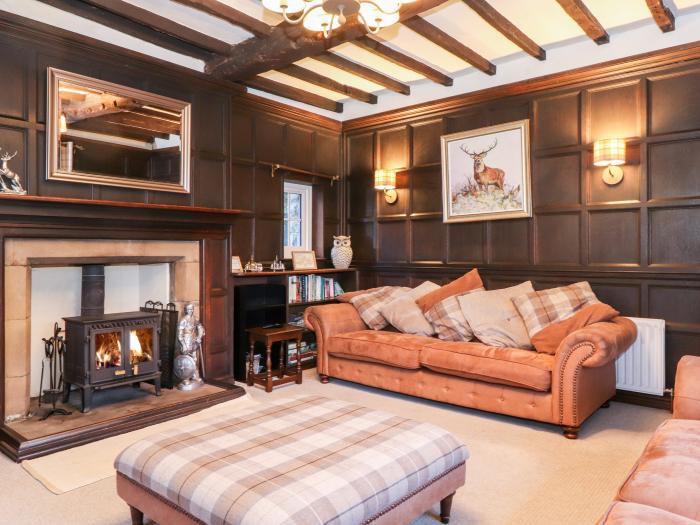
(344, 55, 700, 392)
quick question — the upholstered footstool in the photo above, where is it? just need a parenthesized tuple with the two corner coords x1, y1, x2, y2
(115, 395, 468, 525)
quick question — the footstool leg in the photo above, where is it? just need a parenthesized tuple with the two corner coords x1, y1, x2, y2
(129, 506, 144, 525)
(247, 338, 255, 387)
(440, 492, 455, 524)
(295, 336, 302, 384)
(265, 344, 273, 393)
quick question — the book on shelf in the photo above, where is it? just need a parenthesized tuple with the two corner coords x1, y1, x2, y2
(288, 274, 344, 304)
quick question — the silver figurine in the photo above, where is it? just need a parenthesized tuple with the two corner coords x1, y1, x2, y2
(0, 149, 26, 194)
(174, 303, 206, 391)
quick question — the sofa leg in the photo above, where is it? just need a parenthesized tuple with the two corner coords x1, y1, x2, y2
(601, 401, 611, 408)
(440, 492, 455, 524)
(562, 425, 580, 439)
(129, 506, 144, 525)
(319, 374, 330, 384)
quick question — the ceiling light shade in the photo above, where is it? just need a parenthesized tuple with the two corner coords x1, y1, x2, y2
(374, 169, 396, 190)
(593, 138, 626, 166)
(262, 0, 306, 14)
(302, 5, 342, 32)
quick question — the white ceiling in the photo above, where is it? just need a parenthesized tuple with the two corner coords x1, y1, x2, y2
(2, 0, 700, 121)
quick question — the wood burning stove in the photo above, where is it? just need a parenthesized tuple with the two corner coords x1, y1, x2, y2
(61, 265, 162, 412)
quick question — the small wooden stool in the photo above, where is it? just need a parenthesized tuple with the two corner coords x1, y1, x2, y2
(246, 324, 304, 392)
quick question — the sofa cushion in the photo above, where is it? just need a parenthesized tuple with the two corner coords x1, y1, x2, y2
(349, 286, 411, 330)
(328, 330, 435, 369)
(419, 340, 554, 392)
(424, 288, 485, 342)
(416, 269, 483, 312)
(618, 418, 700, 521)
(600, 502, 699, 525)
(380, 296, 435, 336)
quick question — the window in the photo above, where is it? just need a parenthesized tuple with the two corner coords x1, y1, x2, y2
(283, 182, 312, 259)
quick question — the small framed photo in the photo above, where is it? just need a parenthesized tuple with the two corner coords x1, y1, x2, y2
(291, 250, 317, 271)
(230, 255, 243, 273)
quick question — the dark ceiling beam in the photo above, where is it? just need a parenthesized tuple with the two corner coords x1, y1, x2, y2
(402, 16, 495, 75)
(170, 0, 272, 37)
(313, 53, 411, 95)
(556, 0, 609, 44)
(245, 76, 343, 113)
(354, 36, 453, 86)
(645, 0, 675, 32)
(36, 0, 214, 61)
(462, 0, 546, 60)
(278, 64, 377, 104)
(80, 0, 233, 55)
(205, 0, 450, 80)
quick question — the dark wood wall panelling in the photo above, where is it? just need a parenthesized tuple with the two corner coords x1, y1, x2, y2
(344, 59, 700, 393)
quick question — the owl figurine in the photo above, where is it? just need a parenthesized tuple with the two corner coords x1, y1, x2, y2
(331, 235, 353, 269)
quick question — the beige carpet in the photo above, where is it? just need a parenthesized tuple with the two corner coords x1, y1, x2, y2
(2, 370, 668, 525)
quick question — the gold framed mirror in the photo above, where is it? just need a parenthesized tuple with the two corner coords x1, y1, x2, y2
(47, 68, 191, 194)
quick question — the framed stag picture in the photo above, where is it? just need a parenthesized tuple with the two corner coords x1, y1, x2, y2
(440, 119, 531, 223)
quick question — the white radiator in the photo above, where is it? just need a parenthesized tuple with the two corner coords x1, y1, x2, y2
(615, 317, 665, 396)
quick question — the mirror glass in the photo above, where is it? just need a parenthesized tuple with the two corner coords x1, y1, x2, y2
(48, 68, 191, 193)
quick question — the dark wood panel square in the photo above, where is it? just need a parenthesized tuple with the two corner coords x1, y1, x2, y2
(194, 158, 226, 209)
(206, 295, 227, 349)
(231, 112, 254, 160)
(533, 92, 580, 149)
(535, 213, 580, 264)
(447, 222, 485, 263)
(665, 331, 700, 388)
(649, 285, 700, 325)
(230, 162, 254, 210)
(285, 125, 314, 172)
(588, 210, 640, 264)
(588, 81, 641, 142)
(650, 207, 700, 265)
(322, 219, 340, 259)
(590, 283, 641, 316)
(255, 117, 285, 163)
(411, 167, 443, 214)
(649, 69, 700, 135)
(487, 100, 529, 126)
(0, 44, 26, 119)
(377, 221, 407, 263)
(231, 216, 254, 260)
(315, 133, 339, 176)
(378, 126, 408, 170)
(348, 171, 375, 220)
(205, 238, 228, 290)
(347, 132, 374, 174)
(322, 181, 339, 221)
(194, 92, 226, 154)
(649, 139, 700, 200)
(255, 165, 282, 215)
(489, 219, 530, 264)
(254, 217, 282, 261)
(445, 110, 489, 134)
(348, 221, 374, 263)
(411, 219, 445, 262)
(533, 154, 580, 207)
(411, 120, 442, 167)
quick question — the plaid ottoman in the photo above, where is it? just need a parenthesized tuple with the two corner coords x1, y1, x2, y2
(115, 395, 468, 525)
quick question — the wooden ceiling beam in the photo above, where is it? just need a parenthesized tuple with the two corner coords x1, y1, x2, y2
(462, 0, 546, 60)
(170, 0, 272, 37)
(354, 36, 453, 86)
(556, 0, 609, 44)
(37, 0, 214, 60)
(278, 64, 377, 104)
(402, 16, 495, 75)
(645, 0, 675, 32)
(80, 0, 233, 55)
(313, 53, 411, 95)
(245, 76, 343, 113)
(206, 0, 450, 80)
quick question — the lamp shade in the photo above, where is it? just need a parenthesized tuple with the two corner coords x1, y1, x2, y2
(593, 138, 625, 167)
(374, 169, 396, 190)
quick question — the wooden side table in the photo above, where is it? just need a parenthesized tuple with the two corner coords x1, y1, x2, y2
(246, 324, 304, 392)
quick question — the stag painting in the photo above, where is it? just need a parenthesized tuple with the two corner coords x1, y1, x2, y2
(460, 139, 505, 192)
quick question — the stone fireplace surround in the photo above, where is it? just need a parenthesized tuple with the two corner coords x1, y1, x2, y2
(4, 238, 200, 421)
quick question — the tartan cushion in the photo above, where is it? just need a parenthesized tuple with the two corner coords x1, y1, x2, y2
(425, 287, 485, 341)
(512, 281, 599, 337)
(349, 286, 411, 330)
(115, 395, 468, 525)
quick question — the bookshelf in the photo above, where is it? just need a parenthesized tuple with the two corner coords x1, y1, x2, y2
(231, 268, 358, 381)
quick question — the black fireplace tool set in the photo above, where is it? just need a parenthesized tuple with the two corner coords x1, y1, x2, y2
(38, 322, 71, 420)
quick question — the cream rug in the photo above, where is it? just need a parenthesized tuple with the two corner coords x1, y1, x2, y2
(5, 370, 668, 525)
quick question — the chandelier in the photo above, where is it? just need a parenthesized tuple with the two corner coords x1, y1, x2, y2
(262, 0, 414, 38)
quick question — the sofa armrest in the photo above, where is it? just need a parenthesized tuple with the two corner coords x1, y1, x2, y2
(673, 355, 700, 420)
(556, 316, 637, 368)
(304, 303, 367, 376)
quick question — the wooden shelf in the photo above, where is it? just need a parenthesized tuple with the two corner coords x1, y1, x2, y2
(232, 268, 357, 278)
(288, 298, 338, 307)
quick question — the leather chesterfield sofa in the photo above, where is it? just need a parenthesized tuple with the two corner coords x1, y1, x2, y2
(305, 303, 637, 438)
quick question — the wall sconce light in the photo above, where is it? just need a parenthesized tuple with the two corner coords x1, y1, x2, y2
(374, 168, 398, 204)
(593, 138, 626, 185)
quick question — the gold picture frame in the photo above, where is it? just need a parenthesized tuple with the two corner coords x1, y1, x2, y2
(291, 251, 317, 271)
(441, 119, 532, 223)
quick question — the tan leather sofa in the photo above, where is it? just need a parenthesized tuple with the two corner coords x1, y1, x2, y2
(305, 303, 637, 438)
(598, 355, 700, 524)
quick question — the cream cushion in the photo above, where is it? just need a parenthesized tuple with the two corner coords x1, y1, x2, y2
(379, 281, 440, 336)
(458, 282, 535, 349)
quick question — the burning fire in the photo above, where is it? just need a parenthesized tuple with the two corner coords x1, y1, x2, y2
(95, 332, 122, 369)
(130, 329, 152, 365)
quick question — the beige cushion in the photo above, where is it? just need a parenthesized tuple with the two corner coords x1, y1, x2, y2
(458, 282, 535, 349)
(512, 281, 599, 337)
(424, 287, 485, 342)
(408, 280, 441, 300)
(380, 296, 435, 336)
(349, 286, 411, 330)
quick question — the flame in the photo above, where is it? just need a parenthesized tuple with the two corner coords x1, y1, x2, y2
(130, 329, 152, 365)
(95, 332, 122, 369)
(130, 330, 143, 357)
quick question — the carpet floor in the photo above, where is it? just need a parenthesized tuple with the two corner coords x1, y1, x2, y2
(0, 370, 668, 525)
